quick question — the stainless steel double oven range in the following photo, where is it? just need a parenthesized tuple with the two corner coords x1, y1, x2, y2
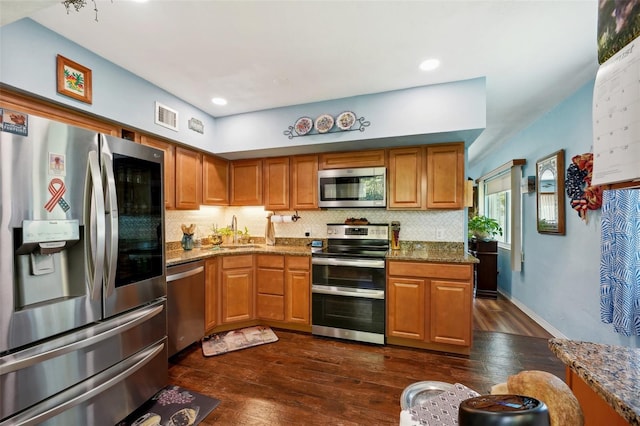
(311, 224, 389, 345)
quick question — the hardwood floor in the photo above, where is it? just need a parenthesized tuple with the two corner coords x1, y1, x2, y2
(168, 295, 563, 425)
(473, 293, 553, 338)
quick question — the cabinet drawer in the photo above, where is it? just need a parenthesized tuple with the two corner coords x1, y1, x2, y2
(257, 294, 285, 321)
(257, 254, 285, 269)
(257, 269, 284, 295)
(286, 256, 310, 270)
(222, 255, 253, 269)
(388, 261, 472, 280)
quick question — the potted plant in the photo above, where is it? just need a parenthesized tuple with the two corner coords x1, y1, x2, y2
(468, 215, 503, 241)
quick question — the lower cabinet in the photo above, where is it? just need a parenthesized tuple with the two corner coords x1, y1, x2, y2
(387, 260, 473, 354)
(256, 255, 285, 321)
(221, 255, 254, 324)
(204, 258, 218, 331)
(204, 253, 311, 334)
(285, 256, 310, 325)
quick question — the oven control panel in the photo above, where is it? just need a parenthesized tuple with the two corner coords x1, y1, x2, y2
(326, 224, 389, 240)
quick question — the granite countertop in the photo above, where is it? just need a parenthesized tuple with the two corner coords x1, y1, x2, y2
(167, 243, 478, 266)
(166, 244, 310, 266)
(548, 338, 640, 425)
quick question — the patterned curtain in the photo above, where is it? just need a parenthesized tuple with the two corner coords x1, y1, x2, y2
(600, 189, 640, 336)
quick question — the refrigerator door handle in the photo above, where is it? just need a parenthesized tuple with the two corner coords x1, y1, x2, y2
(0, 341, 165, 426)
(0, 303, 164, 375)
(101, 151, 119, 298)
(85, 151, 105, 301)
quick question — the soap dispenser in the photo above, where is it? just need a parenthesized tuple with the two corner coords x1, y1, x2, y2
(265, 213, 276, 246)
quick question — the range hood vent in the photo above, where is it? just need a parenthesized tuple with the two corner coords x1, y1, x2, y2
(155, 101, 179, 131)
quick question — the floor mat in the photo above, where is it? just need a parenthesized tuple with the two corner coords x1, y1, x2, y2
(202, 325, 278, 356)
(116, 385, 220, 426)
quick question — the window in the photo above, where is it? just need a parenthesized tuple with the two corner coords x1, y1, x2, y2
(476, 159, 526, 271)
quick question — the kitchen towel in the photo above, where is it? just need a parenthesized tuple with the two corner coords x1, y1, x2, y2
(600, 189, 640, 336)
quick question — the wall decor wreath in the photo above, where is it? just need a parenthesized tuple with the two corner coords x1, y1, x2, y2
(565, 152, 602, 222)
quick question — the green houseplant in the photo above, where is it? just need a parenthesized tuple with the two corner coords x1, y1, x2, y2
(468, 215, 503, 241)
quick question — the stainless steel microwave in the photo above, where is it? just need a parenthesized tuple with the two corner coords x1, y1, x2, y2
(318, 167, 386, 208)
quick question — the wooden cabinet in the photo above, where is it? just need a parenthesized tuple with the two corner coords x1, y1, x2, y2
(263, 157, 290, 211)
(140, 136, 176, 210)
(387, 261, 473, 354)
(204, 257, 218, 331)
(565, 368, 629, 426)
(319, 149, 386, 169)
(285, 256, 310, 325)
(469, 240, 498, 298)
(387, 276, 426, 340)
(175, 146, 202, 210)
(230, 159, 263, 205)
(202, 154, 229, 205)
(220, 255, 254, 324)
(290, 155, 318, 210)
(430, 279, 472, 346)
(256, 255, 285, 321)
(426, 143, 464, 209)
(388, 147, 425, 209)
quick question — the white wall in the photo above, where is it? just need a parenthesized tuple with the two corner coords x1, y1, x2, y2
(469, 81, 639, 348)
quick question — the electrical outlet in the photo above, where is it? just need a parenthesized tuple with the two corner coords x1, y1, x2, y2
(304, 229, 311, 237)
(435, 228, 445, 240)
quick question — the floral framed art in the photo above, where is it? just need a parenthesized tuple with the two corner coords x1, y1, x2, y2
(56, 54, 92, 104)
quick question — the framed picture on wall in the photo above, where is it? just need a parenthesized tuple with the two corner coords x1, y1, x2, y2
(56, 54, 92, 104)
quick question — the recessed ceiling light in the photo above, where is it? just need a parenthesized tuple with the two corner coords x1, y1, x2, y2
(419, 59, 440, 71)
(211, 97, 227, 106)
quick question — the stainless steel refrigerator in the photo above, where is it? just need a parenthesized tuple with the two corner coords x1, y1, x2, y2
(0, 114, 168, 425)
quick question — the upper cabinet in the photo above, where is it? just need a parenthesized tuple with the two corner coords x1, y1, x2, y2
(175, 146, 202, 210)
(388, 147, 425, 209)
(388, 143, 465, 210)
(203, 154, 229, 206)
(290, 155, 318, 210)
(230, 159, 263, 206)
(263, 157, 290, 211)
(426, 143, 464, 209)
(140, 135, 176, 210)
(319, 149, 386, 169)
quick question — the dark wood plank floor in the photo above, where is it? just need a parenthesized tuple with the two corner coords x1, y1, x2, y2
(168, 296, 563, 425)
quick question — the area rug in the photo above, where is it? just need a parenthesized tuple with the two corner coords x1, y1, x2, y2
(116, 385, 220, 426)
(202, 325, 278, 357)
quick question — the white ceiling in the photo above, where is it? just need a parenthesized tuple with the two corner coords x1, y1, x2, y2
(2, 0, 599, 163)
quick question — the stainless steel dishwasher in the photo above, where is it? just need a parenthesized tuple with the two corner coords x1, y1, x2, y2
(167, 260, 205, 357)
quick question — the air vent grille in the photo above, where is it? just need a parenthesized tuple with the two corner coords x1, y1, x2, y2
(155, 102, 179, 131)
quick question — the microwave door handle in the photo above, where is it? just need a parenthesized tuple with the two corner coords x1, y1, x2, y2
(101, 152, 118, 298)
(85, 151, 105, 301)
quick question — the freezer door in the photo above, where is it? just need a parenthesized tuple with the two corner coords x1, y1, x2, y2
(0, 339, 167, 426)
(0, 300, 167, 422)
(0, 115, 102, 353)
(100, 135, 166, 318)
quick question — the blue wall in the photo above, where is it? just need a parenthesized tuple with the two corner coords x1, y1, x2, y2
(0, 19, 218, 152)
(1, 19, 486, 158)
(469, 81, 639, 347)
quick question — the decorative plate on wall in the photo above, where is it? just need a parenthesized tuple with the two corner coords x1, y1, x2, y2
(336, 111, 356, 130)
(314, 114, 334, 133)
(294, 117, 313, 136)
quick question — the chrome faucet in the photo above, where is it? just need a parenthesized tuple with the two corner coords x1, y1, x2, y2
(231, 215, 237, 244)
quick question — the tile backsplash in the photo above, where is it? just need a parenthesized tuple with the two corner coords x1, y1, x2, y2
(166, 206, 465, 243)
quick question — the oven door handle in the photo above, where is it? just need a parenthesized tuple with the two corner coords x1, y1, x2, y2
(312, 285, 385, 300)
(311, 257, 386, 269)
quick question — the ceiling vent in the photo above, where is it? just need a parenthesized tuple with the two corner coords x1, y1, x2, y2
(155, 102, 179, 131)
